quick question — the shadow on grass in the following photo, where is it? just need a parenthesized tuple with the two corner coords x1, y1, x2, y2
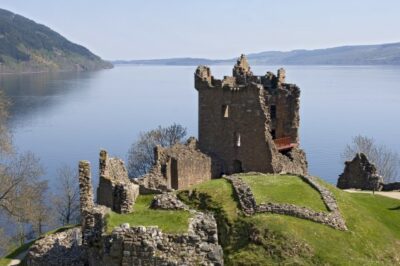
(388, 206, 400, 210)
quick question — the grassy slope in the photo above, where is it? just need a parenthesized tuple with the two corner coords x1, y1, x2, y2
(3, 176, 400, 265)
(181, 176, 400, 265)
(105, 195, 191, 234)
(241, 174, 328, 212)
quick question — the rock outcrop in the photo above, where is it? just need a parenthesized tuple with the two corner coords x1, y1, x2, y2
(337, 153, 384, 191)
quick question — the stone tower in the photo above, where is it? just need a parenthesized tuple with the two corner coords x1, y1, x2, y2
(194, 55, 307, 175)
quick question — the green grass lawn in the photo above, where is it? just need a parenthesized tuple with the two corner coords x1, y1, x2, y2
(241, 174, 328, 212)
(187, 178, 239, 222)
(184, 175, 400, 265)
(105, 195, 191, 234)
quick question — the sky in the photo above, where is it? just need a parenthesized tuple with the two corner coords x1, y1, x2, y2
(1, 0, 400, 60)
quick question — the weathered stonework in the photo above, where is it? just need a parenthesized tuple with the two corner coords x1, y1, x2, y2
(135, 137, 212, 192)
(151, 193, 189, 210)
(195, 55, 308, 176)
(226, 174, 347, 231)
(78, 160, 110, 246)
(224, 175, 256, 215)
(97, 149, 139, 213)
(97, 212, 223, 266)
(25, 228, 84, 266)
(337, 153, 384, 191)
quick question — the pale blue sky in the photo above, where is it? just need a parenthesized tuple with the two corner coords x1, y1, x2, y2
(1, 0, 399, 60)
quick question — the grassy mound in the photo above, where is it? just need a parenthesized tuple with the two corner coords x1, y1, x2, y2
(180, 176, 400, 265)
(105, 195, 191, 234)
(241, 174, 328, 212)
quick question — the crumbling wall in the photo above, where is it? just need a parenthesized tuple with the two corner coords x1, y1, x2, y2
(78, 160, 110, 247)
(97, 150, 139, 213)
(337, 153, 383, 191)
(97, 212, 223, 266)
(135, 138, 212, 192)
(195, 55, 307, 176)
(25, 228, 85, 266)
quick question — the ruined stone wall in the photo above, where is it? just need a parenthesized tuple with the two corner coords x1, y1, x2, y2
(78, 160, 110, 246)
(25, 228, 85, 266)
(97, 150, 139, 213)
(195, 55, 307, 175)
(97, 212, 223, 266)
(136, 138, 212, 192)
(337, 153, 383, 191)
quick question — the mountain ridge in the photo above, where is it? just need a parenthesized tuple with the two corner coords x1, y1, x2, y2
(0, 8, 112, 74)
(114, 42, 400, 66)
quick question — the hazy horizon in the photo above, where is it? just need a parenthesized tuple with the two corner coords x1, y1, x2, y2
(1, 0, 400, 60)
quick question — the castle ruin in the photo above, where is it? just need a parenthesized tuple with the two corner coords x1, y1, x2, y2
(137, 55, 308, 192)
(195, 55, 307, 176)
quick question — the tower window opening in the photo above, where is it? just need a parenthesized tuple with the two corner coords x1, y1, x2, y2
(234, 132, 241, 147)
(222, 105, 229, 118)
(270, 105, 276, 119)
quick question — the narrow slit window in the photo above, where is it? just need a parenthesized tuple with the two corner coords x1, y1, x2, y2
(270, 105, 276, 119)
(222, 105, 229, 118)
(271, 129, 276, 140)
(234, 132, 241, 147)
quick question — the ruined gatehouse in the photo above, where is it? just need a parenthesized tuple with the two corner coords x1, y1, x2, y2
(195, 55, 307, 176)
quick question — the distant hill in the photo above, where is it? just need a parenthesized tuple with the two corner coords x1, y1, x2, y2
(115, 42, 400, 66)
(0, 8, 112, 74)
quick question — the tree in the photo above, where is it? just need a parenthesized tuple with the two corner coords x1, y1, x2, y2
(0, 93, 49, 248)
(342, 135, 400, 183)
(52, 165, 80, 225)
(0, 92, 11, 155)
(127, 123, 187, 178)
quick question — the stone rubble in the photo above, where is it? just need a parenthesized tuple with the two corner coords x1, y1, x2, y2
(25, 228, 85, 266)
(151, 193, 189, 210)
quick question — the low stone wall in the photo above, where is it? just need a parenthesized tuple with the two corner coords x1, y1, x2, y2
(25, 228, 85, 266)
(225, 174, 347, 231)
(224, 175, 256, 215)
(256, 203, 347, 230)
(299, 175, 339, 212)
(97, 211, 223, 266)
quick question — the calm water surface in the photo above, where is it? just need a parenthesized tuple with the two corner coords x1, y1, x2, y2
(1, 65, 399, 189)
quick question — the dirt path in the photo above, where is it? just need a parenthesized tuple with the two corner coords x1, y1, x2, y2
(345, 189, 400, 200)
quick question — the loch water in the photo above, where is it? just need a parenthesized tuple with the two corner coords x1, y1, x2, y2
(1, 64, 399, 189)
